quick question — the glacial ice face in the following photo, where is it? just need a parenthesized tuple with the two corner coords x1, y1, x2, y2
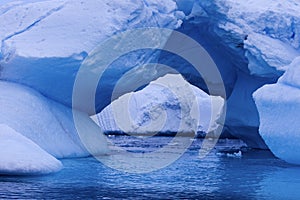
(217, 0, 300, 155)
(0, 81, 107, 159)
(0, 124, 62, 175)
(0, 0, 183, 112)
(199, 0, 300, 160)
(172, 0, 300, 148)
(98, 74, 224, 135)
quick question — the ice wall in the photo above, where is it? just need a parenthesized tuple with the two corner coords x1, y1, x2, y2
(172, 0, 300, 148)
(254, 57, 300, 164)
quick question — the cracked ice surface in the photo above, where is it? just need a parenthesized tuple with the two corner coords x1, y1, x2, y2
(0, 0, 181, 58)
(0, 0, 183, 111)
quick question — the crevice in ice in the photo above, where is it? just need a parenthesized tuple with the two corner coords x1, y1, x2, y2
(0, 4, 65, 61)
(0, 1, 23, 16)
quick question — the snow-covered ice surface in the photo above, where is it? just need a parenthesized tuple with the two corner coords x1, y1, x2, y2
(0, 0, 183, 112)
(98, 74, 224, 135)
(0, 124, 62, 175)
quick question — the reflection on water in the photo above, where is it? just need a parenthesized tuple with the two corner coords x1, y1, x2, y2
(0, 137, 299, 199)
(258, 168, 300, 199)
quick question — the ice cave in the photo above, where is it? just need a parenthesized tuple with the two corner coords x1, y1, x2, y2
(0, 0, 300, 180)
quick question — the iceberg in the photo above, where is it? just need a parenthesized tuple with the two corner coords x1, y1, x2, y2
(254, 57, 300, 165)
(0, 124, 62, 175)
(172, 0, 300, 149)
(0, 0, 300, 169)
(0, 81, 107, 174)
(97, 74, 224, 136)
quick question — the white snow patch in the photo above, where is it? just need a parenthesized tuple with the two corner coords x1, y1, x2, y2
(0, 124, 62, 175)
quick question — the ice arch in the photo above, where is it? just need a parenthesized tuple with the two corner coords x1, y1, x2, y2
(0, 0, 300, 165)
(0, 0, 247, 149)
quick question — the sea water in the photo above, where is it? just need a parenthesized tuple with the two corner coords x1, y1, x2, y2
(0, 136, 299, 199)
